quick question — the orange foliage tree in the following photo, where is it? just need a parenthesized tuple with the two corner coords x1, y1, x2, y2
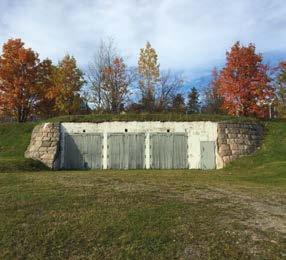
(52, 55, 85, 115)
(102, 57, 129, 113)
(217, 42, 274, 118)
(0, 39, 40, 122)
(138, 42, 160, 112)
(36, 58, 58, 118)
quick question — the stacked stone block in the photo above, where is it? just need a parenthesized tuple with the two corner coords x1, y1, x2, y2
(25, 123, 60, 169)
(217, 122, 264, 166)
(25, 121, 264, 170)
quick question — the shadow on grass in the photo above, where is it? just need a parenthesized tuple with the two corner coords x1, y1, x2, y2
(0, 158, 49, 173)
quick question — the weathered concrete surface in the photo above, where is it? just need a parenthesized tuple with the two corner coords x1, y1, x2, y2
(25, 121, 264, 170)
(60, 121, 220, 169)
(217, 122, 264, 166)
(25, 123, 60, 169)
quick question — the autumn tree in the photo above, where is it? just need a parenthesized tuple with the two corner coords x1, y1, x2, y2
(88, 39, 135, 112)
(101, 57, 129, 113)
(217, 42, 274, 118)
(202, 68, 224, 114)
(172, 94, 185, 113)
(187, 87, 200, 113)
(138, 41, 160, 112)
(35, 58, 58, 118)
(87, 39, 116, 110)
(275, 62, 286, 117)
(53, 55, 85, 115)
(0, 38, 40, 122)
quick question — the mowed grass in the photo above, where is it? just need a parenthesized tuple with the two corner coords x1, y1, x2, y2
(0, 170, 285, 259)
(0, 120, 285, 258)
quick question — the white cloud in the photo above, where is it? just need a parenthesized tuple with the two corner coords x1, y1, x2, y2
(0, 0, 285, 78)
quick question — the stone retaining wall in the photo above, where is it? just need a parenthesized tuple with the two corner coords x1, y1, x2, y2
(217, 122, 264, 166)
(25, 123, 60, 169)
(25, 121, 264, 170)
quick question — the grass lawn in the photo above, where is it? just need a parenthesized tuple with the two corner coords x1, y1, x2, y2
(0, 120, 285, 258)
(0, 170, 285, 259)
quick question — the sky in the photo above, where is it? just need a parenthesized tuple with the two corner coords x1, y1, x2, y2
(0, 0, 286, 81)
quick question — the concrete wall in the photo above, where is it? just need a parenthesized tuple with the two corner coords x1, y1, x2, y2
(60, 121, 221, 169)
(25, 121, 264, 170)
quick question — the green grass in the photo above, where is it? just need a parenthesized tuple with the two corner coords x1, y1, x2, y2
(0, 170, 285, 259)
(0, 123, 48, 172)
(0, 122, 36, 158)
(48, 112, 260, 123)
(221, 121, 286, 186)
(0, 119, 285, 258)
(0, 113, 260, 172)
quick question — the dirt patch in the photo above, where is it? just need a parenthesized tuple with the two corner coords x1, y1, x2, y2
(205, 187, 286, 234)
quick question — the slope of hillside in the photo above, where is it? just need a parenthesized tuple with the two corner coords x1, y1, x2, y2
(222, 121, 286, 186)
(0, 123, 47, 172)
(0, 120, 285, 258)
(0, 117, 285, 181)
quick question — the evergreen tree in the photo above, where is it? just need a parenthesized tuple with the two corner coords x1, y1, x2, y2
(187, 87, 200, 113)
(172, 94, 185, 113)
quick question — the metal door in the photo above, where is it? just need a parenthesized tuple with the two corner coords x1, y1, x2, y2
(200, 141, 216, 170)
(63, 134, 103, 169)
(150, 133, 188, 169)
(107, 133, 145, 169)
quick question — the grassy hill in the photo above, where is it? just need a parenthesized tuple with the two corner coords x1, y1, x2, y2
(223, 120, 286, 186)
(0, 117, 285, 258)
(0, 114, 283, 175)
(47, 113, 259, 123)
(0, 123, 48, 172)
(0, 113, 259, 172)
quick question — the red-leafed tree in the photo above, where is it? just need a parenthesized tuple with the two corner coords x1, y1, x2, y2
(0, 39, 40, 122)
(217, 42, 274, 118)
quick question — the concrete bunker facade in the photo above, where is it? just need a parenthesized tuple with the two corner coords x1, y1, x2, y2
(25, 121, 264, 170)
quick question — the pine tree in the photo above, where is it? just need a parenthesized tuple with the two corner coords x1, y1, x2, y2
(187, 87, 200, 113)
(172, 94, 185, 113)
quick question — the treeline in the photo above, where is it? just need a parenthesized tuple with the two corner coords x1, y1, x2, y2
(0, 38, 285, 122)
(0, 39, 85, 122)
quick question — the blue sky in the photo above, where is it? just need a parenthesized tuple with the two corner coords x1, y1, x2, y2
(0, 0, 286, 82)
